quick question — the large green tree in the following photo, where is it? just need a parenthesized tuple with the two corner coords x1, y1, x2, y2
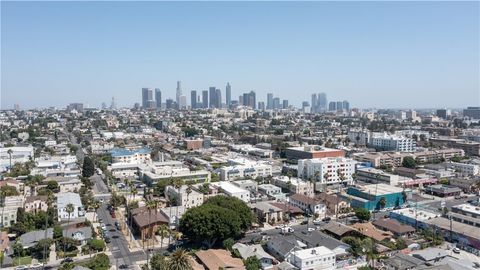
(179, 203, 242, 247)
(244, 256, 262, 270)
(203, 196, 254, 230)
(82, 156, 95, 177)
(402, 156, 417, 169)
(354, 208, 371, 222)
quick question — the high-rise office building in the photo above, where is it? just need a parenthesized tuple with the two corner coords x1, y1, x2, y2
(342, 100, 350, 111)
(101, 102, 107, 109)
(336, 101, 343, 111)
(267, 93, 274, 109)
(176, 81, 182, 105)
(319, 93, 327, 111)
(273, 97, 281, 109)
(226, 83, 231, 107)
(166, 99, 174, 110)
(110, 96, 116, 109)
(258, 101, 265, 111)
(243, 93, 249, 107)
(311, 94, 318, 113)
(436, 109, 450, 119)
(209, 87, 216, 108)
(215, 89, 222, 108)
(191, 91, 197, 109)
(328, 101, 336, 111)
(464, 107, 480, 119)
(155, 88, 162, 109)
(202, 90, 208, 108)
(179, 95, 187, 110)
(142, 88, 153, 108)
(283, 100, 289, 109)
(248, 91, 256, 109)
(239, 95, 243, 105)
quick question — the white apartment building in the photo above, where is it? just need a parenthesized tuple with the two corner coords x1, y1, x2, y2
(165, 185, 204, 209)
(369, 133, 416, 152)
(57, 192, 85, 221)
(447, 162, 479, 176)
(210, 181, 251, 203)
(0, 196, 24, 228)
(220, 162, 272, 181)
(110, 147, 151, 164)
(0, 146, 34, 172)
(273, 176, 314, 197)
(347, 130, 370, 146)
(286, 246, 336, 270)
(297, 157, 356, 189)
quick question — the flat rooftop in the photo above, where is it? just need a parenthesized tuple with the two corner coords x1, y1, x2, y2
(452, 203, 480, 215)
(390, 208, 440, 221)
(287, 145, 340, 153)
(355, 183, 404, 195)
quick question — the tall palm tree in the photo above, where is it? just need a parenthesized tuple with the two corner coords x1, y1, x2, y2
(173, 178, 184, 227)
(185, 184, 192, 208)
(64, 203, 75, 257)
(336, 169, 346, 220)
(7, 149, 13, 172)
(167, 248, 192, 270)
(91, 200, 100, 222)
(146, 200, 159, 267)
(156, 224, 169, 250)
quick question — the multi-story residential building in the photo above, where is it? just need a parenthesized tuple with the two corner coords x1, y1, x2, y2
(285, 145, 344, 162)
(446, 162, 479, 176)
(273, 176, 314, 197)
(109, 147, 152, 164)
(219, 162, 272, 181)
(347, 130, 371, 146)
(210, 181, 251, 203)
(430, 137, 480, 156)
(0, 145, 34, 172)
(165, 185, 204, 209)
(353, 148, 465, 168)
(47, 177, 82, 193)
(141, 162, 210, 184)
(288, 193, 326, 216)
(57, 192, 85, 221)
(0, 196, 24, 228)
(286, 246, 336, 270)
(258, 184, 286, 201)
(24, 196, 48, 213)
(356, 167, 406, 186)
(369, 133, 416, 152)
(297, 157, 356, 189)
(232, 179, 258, 193)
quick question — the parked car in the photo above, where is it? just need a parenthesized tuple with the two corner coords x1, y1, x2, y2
(453, 247, 460, 254)
(322, 217, 331, 222)
(111, 211, 116, 218)
(115, 221, 120, 230)
(15, 266, 28, 270)
(105, 237, 111, 243)
(61, 258, 74, 264)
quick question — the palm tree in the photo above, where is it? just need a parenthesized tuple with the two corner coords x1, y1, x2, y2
(185, 184, 192, 208)
(156, 224, 169, 250)
(63, 203, 75, 257)
(336, 169, 346, 220)
(146, 200, 159, 267)
(173, 178, 184, 227)
(91, 200, 100, 222)
(379, 197, 386, 210)
(7, 149, 13, 172)
(167, 248, 192, 270)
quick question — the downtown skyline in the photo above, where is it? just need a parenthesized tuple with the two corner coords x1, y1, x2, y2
(2, 1, 479, 109)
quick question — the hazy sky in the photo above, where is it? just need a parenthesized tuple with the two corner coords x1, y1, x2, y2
(1, 1, 479, 109)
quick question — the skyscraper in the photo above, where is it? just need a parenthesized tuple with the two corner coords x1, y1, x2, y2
(179, 95, 187, 110)
(202, 90, 208, 108)
(248, 91, 256, 109)
(342, 100, 350, 111)
(155, 88, 162, 109)
(328, 101, 336, 111)
(110, 96, 116, 109)
(283, 100, 289, 109)
(215, 89, 222, 108)
(319, 93, 327, 111)
(226, 83, 231, 107)
(311, 94, 317, 113)
(273, 97, 281, 109)
(336, 101, 343, 111)
(209, 87, 216, 108)
(243, 93, 249, 107)
(267, 93, 274, 109)
(176, 81, 182, 105)
(141, 88, 153, 108)
(191, 90, 197, 109)
(258, 101, 265, 111)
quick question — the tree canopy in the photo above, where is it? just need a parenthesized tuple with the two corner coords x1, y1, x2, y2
(354, 208, 371, 222)
(402, 156, 417, 169)
(179, 196, 253, 247)
(82, 156, 95, 177)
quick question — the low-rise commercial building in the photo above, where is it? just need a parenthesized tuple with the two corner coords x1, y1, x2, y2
(346, 184, 406, 211)
(285, 246, 336, 270)
(210, 181, 251, 203)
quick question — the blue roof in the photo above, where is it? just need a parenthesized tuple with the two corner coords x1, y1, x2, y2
(110, 147, 151, 157)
